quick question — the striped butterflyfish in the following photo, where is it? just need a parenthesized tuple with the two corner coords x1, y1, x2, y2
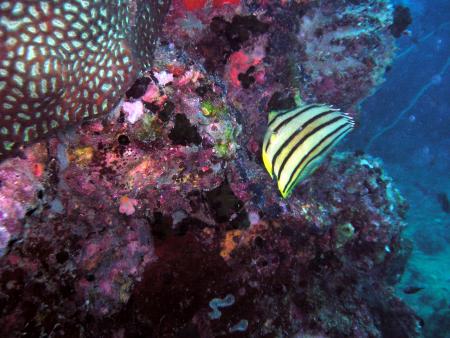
(262, 103, 354, 198)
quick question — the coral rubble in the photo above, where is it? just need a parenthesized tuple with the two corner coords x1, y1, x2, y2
(0, 0, 422, 337)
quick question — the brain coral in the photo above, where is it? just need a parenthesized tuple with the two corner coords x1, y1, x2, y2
(0, 0, 170, 159)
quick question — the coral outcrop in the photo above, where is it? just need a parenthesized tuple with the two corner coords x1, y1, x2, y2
(0, 0, 421, 337)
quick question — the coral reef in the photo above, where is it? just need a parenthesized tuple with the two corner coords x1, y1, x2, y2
(0, 0, 171, 160)
(165, 0, 395, 112)
(297, 0, 395, 108)
(0, 0, 422, 337)
(111, 152, 418, 337)
(0, 43, 241, 335)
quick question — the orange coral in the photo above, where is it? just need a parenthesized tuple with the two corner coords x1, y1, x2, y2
(220, 229, 243, 261)
(69, 146, 95, 167)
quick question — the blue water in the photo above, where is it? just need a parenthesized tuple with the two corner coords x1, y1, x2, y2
(348, 1, 450, 336)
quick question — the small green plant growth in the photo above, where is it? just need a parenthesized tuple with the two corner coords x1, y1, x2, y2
(201, 100, 226, 118)
(136, 114, 163, 143)
(215, 123, 238, 158)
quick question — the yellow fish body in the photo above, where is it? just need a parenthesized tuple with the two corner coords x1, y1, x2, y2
(262, 102, 354, 198)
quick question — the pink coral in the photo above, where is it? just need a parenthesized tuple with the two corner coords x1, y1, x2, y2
(226, 47, 265, 87)
(119, 196, 138, 216)
(122, 100, 144, 124)
(154, 70, 174, 86)
(142, 83, 160, 103)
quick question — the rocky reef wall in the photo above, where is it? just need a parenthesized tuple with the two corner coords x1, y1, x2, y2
(0, 0, 421, 337)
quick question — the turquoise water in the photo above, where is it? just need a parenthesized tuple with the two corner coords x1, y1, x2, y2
(349, 1, 450, 336)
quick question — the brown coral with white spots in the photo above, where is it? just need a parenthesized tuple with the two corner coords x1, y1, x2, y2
(0, 0, 170, 159)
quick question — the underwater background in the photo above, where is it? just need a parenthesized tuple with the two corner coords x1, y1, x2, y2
(0, 0, 449, 337)
(350, 0, 450, 336)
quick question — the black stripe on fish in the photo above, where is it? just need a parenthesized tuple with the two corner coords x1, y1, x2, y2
(269, 104, 324, 131)
(270, 104, 325, 132)
(269, 110, 336, 174)
(274, 114, 344, 180)
(264, 105, 329, 155)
